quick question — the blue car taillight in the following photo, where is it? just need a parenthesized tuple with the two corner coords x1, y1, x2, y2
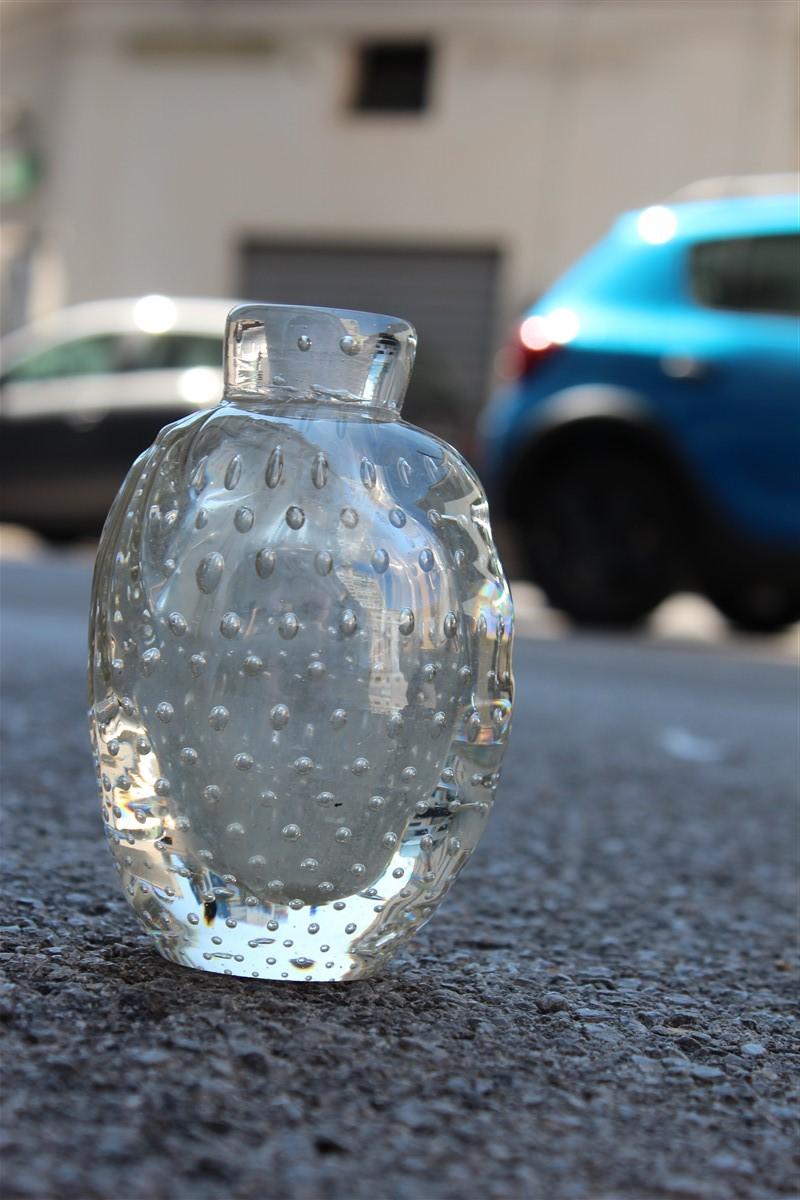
(494, 310, 579, 382)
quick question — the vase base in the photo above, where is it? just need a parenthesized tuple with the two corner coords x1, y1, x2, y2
(151, 933, 387, 983)
(124, 876, 409, 982)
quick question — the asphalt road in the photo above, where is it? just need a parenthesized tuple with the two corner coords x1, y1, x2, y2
(1, 558, 797, 1200)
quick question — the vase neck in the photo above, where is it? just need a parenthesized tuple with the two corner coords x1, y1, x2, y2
(223, 303, 416, 413)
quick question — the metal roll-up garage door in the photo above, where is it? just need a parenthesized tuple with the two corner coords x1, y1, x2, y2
(240, 242, 501, 458)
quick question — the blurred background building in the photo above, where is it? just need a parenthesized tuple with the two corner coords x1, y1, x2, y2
(2, 0, 798, 436)
(1, 0, 798, 633)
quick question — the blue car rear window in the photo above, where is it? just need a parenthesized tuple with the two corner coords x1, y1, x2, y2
(690, 234, 800, 315)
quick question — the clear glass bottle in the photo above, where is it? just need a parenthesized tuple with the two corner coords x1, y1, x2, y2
(88, 304, 514, 981)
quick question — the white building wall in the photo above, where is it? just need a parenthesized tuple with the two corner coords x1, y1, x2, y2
(2, 0, 798, 327)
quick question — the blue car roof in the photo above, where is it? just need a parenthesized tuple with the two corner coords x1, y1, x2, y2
(615, 193, 800, 243)
(533, 193, 800, 313)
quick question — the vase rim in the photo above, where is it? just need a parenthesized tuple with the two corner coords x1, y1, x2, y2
(223, 302, 417, 412)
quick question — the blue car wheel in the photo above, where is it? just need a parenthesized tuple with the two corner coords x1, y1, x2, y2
(516, 436, 683, 626)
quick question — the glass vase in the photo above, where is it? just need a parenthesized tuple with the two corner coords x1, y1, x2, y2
(88, 303, 514, 981)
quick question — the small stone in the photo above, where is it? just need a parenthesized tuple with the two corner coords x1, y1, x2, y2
(536, 991, 568, 1013)
(740, 1041, 766, 1057)
(636, 1010, 663, 1027)
(690, 1064, 724, 1081)
(632, 1054, 662, 1072)
(138, 1047, 169, 1065)
(709, 1153, 755, 1175)
(235, 1047, 269, 1070)
(395, 1099, 428, 1129)
(576, 1008, 611, 1022)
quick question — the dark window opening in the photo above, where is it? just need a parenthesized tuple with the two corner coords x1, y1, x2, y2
(691, 234, 800, 315)
(353, 42, 432, 113)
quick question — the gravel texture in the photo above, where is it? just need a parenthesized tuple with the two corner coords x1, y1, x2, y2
(1, 559, 798, 1200)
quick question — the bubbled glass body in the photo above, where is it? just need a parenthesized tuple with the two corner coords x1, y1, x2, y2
(88, 304, 513, 982)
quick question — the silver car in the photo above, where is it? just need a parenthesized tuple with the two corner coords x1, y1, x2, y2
(0, 295, 233, 537)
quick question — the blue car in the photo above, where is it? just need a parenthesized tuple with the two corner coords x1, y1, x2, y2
(479, 192, 800, 629)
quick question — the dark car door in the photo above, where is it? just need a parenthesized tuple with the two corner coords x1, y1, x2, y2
(0, 330, 223, 537)
(0, 333, 127, 536)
